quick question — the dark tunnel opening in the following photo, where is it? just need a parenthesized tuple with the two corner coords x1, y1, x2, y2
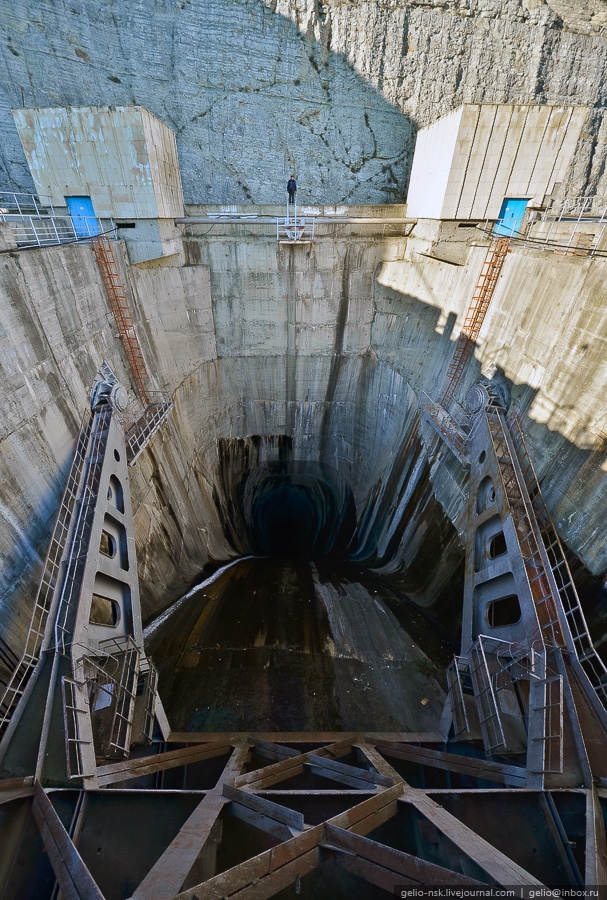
(249, 467, 358, 558)
(213, 438, 359, 561)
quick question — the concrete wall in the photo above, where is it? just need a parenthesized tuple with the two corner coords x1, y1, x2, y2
(406, 109, 463, 220)
(2, 213, 607, 666)
(12, 106, 184, 219)
(407, 105, 587, 220)
(3, 1, 607, 206)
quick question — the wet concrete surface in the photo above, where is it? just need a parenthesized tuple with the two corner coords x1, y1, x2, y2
(146, 557, 451, 733)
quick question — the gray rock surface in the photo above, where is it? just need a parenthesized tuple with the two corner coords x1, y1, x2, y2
(2, 1, 607, 204)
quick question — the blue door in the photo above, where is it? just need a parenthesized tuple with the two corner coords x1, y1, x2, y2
(494, 197, 528, 237)
(66, 196, 100, 238)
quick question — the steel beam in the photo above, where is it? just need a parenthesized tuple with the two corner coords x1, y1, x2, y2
(374, 740, 526, 786)
(223, 783, 304, 837)
(130, 744, 249, 900)
(324, 824, 485, 886)
(97, 741, 232, 786)
(31, 781, 105, 900)
(585, 787, 607, 886)
(400, 791, 543, 886)
(234, 737, 355, 792)
(174, 828, 322, 900)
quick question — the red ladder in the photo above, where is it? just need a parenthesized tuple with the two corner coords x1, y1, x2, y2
(442, 237, 510, 407)
(92, 236, 149, 405)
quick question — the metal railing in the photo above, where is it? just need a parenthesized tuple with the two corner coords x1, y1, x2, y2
(528, 672, 564, 775)
(0, 191, 116, 248)
(469, 636, 507, 753)
(2, 214, 112, 248)
(124, 394, 173, 465)
(0, 412, 93, 736)
(479, 196, 607, 258)
(67, 636, 141, 768)
(485, 406, 565, 647)
(276, 200, 315, 242)
(0, 191, 57, 216)
(137, 657, 158, 744)
(419, 392, 472, 467)
(53, 406, 113, 654)
(508, 412, 607, 707)
(446, 656, 472, 738)
(442, 237, 510, 407)
(61, 675, 93, 779)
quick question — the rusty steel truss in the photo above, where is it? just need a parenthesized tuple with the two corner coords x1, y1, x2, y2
(4, 732, 607, 898)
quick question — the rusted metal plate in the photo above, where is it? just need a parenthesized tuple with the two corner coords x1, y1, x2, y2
(32, 782, 105, 900)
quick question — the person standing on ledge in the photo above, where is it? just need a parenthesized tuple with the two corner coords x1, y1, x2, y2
(287, 175, 297, 205)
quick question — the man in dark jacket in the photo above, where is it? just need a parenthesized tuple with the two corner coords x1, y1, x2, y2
(287, 175, 297, 204)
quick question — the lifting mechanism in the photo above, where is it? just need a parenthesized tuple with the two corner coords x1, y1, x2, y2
(0, 365, 171, 790)
(424, 379, 607, 793)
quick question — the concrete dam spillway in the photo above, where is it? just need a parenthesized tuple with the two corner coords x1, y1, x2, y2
(4, 1, 607, 897)
(3, 201, 607, 894)
(74, 215, 467, 736)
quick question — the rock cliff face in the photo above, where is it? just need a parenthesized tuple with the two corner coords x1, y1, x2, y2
(2, 0, 607, 204)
